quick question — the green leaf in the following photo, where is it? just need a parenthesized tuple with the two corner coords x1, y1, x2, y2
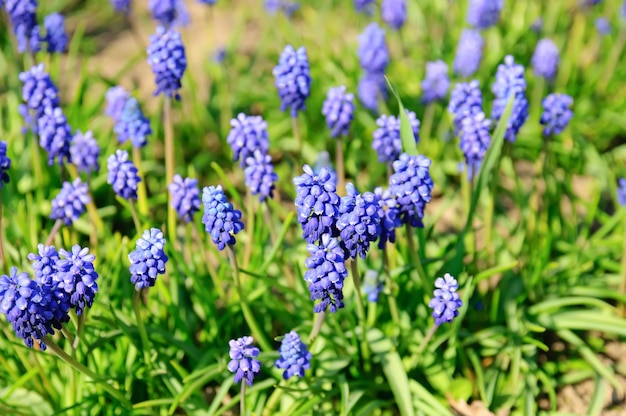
(0, 388, 53, 416)
(449, 378, 473, 402)
(385, 76, 418, 156)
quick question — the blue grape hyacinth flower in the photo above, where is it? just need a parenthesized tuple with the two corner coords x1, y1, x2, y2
(37, 106, 72, 166)
(202, 185, 244, 250)
(458, 111, 491, 180)
(273, 45, 311, 117)
(313, 151, 338, 186)
(304, 234, 347, 313)
(70, 131, 100, 175)
(275, 331, 312, 379)
(358, 23, 389, 74)
(428, 273, 463, 325)
(244, 151, 278, 202)
(50, 178, 90, 226)
(114, 97, 152, 148)
(595, 17, 611, 35)
(491, 55, 529, 142)
(228, 336, 261, 386)
(448, 80, 483, 130)
(372, 110, 420, 164)
(532, 38, 559, 81)
(0, 141, 11, 187)
(617, 178, 626, 207)
(148, 0, 189, 28)
(322, 86, 355, 138)
(540, 93, 573, 136)
(363, 270, 384, 302)
(227, 113, 270, 166)
(129, 228, 168, 290)
(381, 0, 407, 30)
(373, 187, 401, 249)
(147, 26, 188, 99)
(19, 64, 60, 134)
(358, 72, 388, 112)
(389, 153, 434, 228)
(105, 86, 130, 122)
(110, 0, 130, 13)
(6, 0, 41, 53)
(56, 245, 99, 316)
(107, 149, 141, 200)
(466, 0, 503, 29)
(27, 245, 71, 325)
(337, 184, 383, 259)
(264, 0, 299, 16)
(43, 13, 67, 53)
(168, 175, 201, 223)
(421, 60, 450, 105)
(453, 29, 483, 78)
(354, 0, 376, 14)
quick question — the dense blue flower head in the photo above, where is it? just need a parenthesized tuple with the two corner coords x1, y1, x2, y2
(56, 245, 98, 316)
(147, 26, 187, 99)
(168, 175, 201, 223)
(466, 0, 503, 29)
(27, 245, 71, 324)
(595, 17, 611, 35)
(453, 29, 484, 78)
(491, 55, 529, 142)
(244, 151, 278, 202)
(114, 97, 152, 148)
(540, 93, 573, 136)
(372, 110, 420, 164)
(389, 153, 434, 228)
(421, 60, 450, 104)
(6, 0, 41, 53)
(70, 131, 100, 175)
(313, 151, 338, 186)
(337, 184, 383, 259)
(37, 106, 72, 166)
(227, 113, 270, 166)
(381, 0, 407, 30)
(358, 72, 388, 112)
(273, 45, 311, 117)
(105, 86, 130, 122)
(43, 13, 68, 53)
(458, 111, 491, 180)
(202, 185, 244, 250)
(363, 270, 383, 302)
(532, 38, 559, 80)
(358, 23, 389, 74)
(354, 0, 376, 14)
(148, 0, 189, 27)
(19, 64, 60, 131)
(0, 268, 57, 350)
(109, 0, 131, 13)
(448, 80, 483, 129)
(303, 234, 347, 313)
(107, 149, 141, 200)
(618, 178, 626, 207)
(275, 331, 312, 379)
(0, 141, 11, 188)
(373, 187, 401, 249)
(294, 165, 340, 244)
(428, 273, 463, 325)
(322, 86, 355, 138)
(129, 228, 168, 290)
(50, 178, 90, 226)
(228, 336, 261, 386)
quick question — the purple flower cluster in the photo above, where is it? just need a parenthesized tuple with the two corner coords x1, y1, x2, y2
(372, 110, 420, 164)
(202, 185, 244, 250)
(264, 0, 299, 17)
(373, 187, 401, 249)
(389, 153, 434, 228)
(540, 93, 573, 136)
(358, 23, 389, 112)
(70, 131, 100, 175)
(532, 39, 559, 81)
(429, 273, 463, 325)
(244, 151, 278, 202)
(147, 26, 188, 99)
(363, 270, 384, 302)
(421, 61, 450, 104)
(37, 106, 72, 166)
(56, 245, 99, 316)
(618, 178, 626, 207)
(273, 45, 311, 117)
(43, 12, 68, 53)
(168, 175, 201, 222)
(0, 141, 11, 188)
(304, 234, 347, 313)
(466, 0, 503, 29)
(354, 0, 376, 14)
(491, 55, 529, 142)
(129, 228, 168, 290)
(148, 0, 189, 28)
(358, 72, 388, 112)
(6, 0, 41, 53)
(322, 86, 355, 138)
(337, 184, 383, 259)
(381, 0, 407, 30)
(107, 149, 141, 200)
(448, 80, 483, 129)
(50, 178, 90, 225)
(454, 29, 484, 78)
(275, 331, 312, 379)
(109, 0, 131, 14)
(458, 111, 491, 179)
(228, 336, 261, 386)
(114, 98, 152, 148)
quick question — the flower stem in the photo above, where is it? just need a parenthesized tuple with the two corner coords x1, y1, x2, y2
(61, 326, 74, 346)
(336, 138, 345, 195)
(126, 12, 146, 51)
(262, 379, 287, 416)
(132, 146, 149, 217)
(405, 224, 428, 286)
(262, 202, 277, 243)
(129, 200, 142, 236)
(45, 220, 63, 247)
(0, 193, 8, 275)
(292, 115, 302, 153)
(164, 97, 177, 243)
(598, 29, 626, 94)
(308, 311, 326, 345)
(416, 323, 439, 356)
(240, 381, 246, 416)
(350, 258, 371, 370)
(72, 314, 84, 350)
(132, 289, 152, 368)
(461, 165, 474, 255)
(382, 245, 400, 325)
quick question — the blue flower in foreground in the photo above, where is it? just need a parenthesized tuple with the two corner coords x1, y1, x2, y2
(43, 13, 68, 53)
(244, 151, 278, 202)
(275, 331, 312, 379)
(37, 106, 72, 166)
(56, 245, 99, 316)
(363, 270, 383, 302)
(168, 175, 201, 222)
(372, 110, 420, 164)
(0, 141, 11, 187)
(422, 60, 450, 104)
(354, 0, 376, 14)
(304, 234, 347, 313)
(540, 93, 573, 136)
(294, 165, 340, 244)
(389, 153, 434, 228)
(228, 336, 261, 386)
(105, 86, 130, 122)
(50, 178, 90, 226)
(273, 45, 311, 117)
(148, 0, 189, 27)
(129, 228, 168, 290)
(322, 86, 355, 138)
(448, 80, 483, 129)
(466, 0, 503, 29)
(0, 268, 56, 350)
(107, 149, 141, 200)
(313, 152, 338, 186)
(109, 0, 130, 13)
(381, 0, 407, 30)
(114, 97, 152, 148)
(429, 273, 463, 325)
(491, 55, 529, 142)
(6, 0, 41, 53)
(147, 26, 187, 99)
(617, 178, 626, 207)
(373, 187, 401, 249)
(19, 64, 60, 133)
(459, 111, 491, 180)
(70, 131, 100, 175)
(358, 72, 388, 112)
(27, 245, 71, 325)
(337, 184, 382, 259)
(202, 185, 244, 250)
(358, 23, 389, 74)
(227, 113, 270, 166)
(532, 38, 559, 81)
(595, 17, 611, 35)
(453, 29, 483, 78)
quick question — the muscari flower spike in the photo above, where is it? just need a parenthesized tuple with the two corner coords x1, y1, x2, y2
(129, 228, 168, 290)
(595, 17, 611, 36)
(19, 64, 60, 134)
(354, 0, 376, 14)
(114, 97, 152, 148)
(363, 270, 384, 302)
(358, 72, 388, 113)
(618, 178, 626, 207)
(337, 183, 383, 259)
(147, 26, 188, 99)
(322, 86, 355, 138)
(244, 151, 278, 202)
(491, 55, 529, 142)
(421, 60, 450, 105)
(293, 165, 340, 244)
(37, 106, 72, 166)
(264, 0, 299, 16)
(70, 130, 100, 175)
(6, 0, 41, 53)
(459, 111, 491, 180)
(381, 0, 407, 30)
(373, 187, 401, 249)
(109, 0, 131, 14)
(372, 110, 420, 164)
(275, 331, 312, 380)
(389, 153, 434, 228)
(148, 0, 189, 28)
(228, 336, 261, 386)
(428, 273, 463, 325)
(168, 174, 201, 223)
(56, 245, 99, 316)
(227, 113, 270, 166)
(540, 93, 573, 136)
(27, 245, 71, 325)
(358, 23, 389, 74)
(202, 185, 244, 250)
(303, 234, 347, 313)
(43, 12, 68, 53)
(107, 149, 141, 200)
(0, 141, 11, 187)
(273, 45, 311, 117)
(454, 29, 484, 78)
(448, 80, 483, 129)
(50, 178, 90, 226)
(532, 38, 559, 81)
(466, 0, 503, 29)
(105, 86, 130, 121)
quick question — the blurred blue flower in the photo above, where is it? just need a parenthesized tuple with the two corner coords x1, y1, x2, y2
(381, 0, 407, 30)
(148, 0, 189, 27)
(37, 106, 72, 166)
(304, 234, 346, 313)
(19, 64, 60, 134)
(373, 186, 401, 249)
(466, 0, 503, 29)
(389, 153, 434, 228)
(265, 0, 299, 16)
(70, 131, 100, 175)
(358, 72, 388, 112)
(595, 17, 611, 35)
(372, 110, 420, 164)
(363, 270, 383, 302)
(273, 45, 311, 117)
(244, 151, 278, 202)
(105, 86, 130, 122)
(358, 23, 389, 74)
(322, 86, 355, 138)
(313, 151, 338, 185)
(428, 273, 463, 325)
(227, 113, 270, 166)
(337, 184, 382, 259)
(56, 245, 99, 316)
(531, 17, 543, 33)
(491, 55, 529, 142)
(198, 0, 216, 4)
(129, 228, 168, 290)
(228, 336, 261, 386)
(6, 0, 41, 53)
(532, 38, 559, 81)
(43, 13, 67, 53)
(114, 97, 152, 148)
(109, 0, 130, 13)
(540, 93, 573, 136)
(448, 80, 483, 130)
(50, 178, 90, 226)
(421, 60, 450, 104)
(458, 111, 491, 180)
(453, 29, 483, 78)
(294, 165, 340, 244)
(211, 46, 226, 63)
(618, 178, 626, 207)
(275, 331, 312, 379)
(147, 26, 187, 99)
(168, 174, 201, 223)
(354, 0, 376, 14)
(107, 149, 141, 200)
(202, 185, 244, 250)
(0, 141, 11, 187)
